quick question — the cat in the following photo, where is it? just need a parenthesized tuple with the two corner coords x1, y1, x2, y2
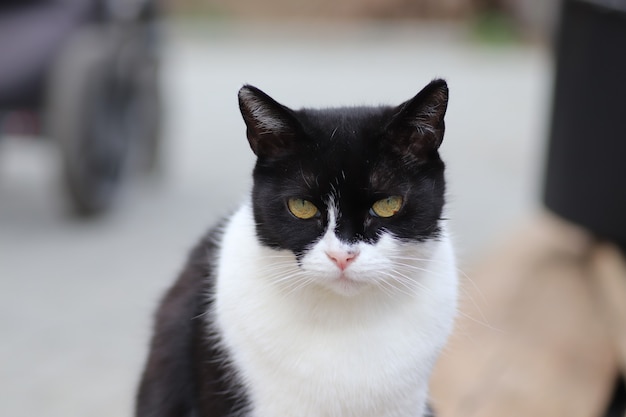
(135, 79, 458, 417)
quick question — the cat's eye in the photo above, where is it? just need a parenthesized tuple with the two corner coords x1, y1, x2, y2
(287, 198, 319, 220)
(371, 196, 403, 218)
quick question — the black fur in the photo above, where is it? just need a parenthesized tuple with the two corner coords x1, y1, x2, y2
(135, 225, 249, 417)
(240, 80, 448, 257)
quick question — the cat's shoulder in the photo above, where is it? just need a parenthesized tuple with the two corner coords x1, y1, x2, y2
(135, 219, 240, 417)
(162, 220, 226, 306)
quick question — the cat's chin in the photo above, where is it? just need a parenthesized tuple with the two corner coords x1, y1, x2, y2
(317, 272, 369, 297)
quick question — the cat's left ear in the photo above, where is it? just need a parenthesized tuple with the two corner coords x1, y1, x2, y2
(238, 85, 301, 159)
(387, 79, 449, 159)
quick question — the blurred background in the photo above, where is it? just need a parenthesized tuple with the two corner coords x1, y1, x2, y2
(1, 0, 624, 416)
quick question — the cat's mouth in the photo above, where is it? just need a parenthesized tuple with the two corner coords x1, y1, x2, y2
(324, 272, 366, 296)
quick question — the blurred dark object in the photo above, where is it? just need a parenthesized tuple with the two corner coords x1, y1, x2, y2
(543, 1, 626, 416)
(606, 376, 626, 417)
(543, 0, 626, 250)
(0, 0, 163, 216)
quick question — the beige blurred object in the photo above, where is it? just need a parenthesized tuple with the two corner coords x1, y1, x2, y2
(431, 213, 622, 417)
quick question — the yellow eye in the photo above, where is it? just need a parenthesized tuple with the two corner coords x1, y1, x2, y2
(371, 196, 403, 218)
(287, 198, 319, 219)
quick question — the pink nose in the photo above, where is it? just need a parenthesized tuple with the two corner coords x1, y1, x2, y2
(326, 250, 358, 271)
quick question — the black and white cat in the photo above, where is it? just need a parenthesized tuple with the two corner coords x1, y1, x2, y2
(136, 80, 458, 417)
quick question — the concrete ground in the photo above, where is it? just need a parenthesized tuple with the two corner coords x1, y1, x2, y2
(0, 20, 550, 417)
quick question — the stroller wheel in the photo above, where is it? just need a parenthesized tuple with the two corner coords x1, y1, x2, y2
(46, 26, 160, 216)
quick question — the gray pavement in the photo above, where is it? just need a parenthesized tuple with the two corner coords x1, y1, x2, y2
(0, 20, 549, 417)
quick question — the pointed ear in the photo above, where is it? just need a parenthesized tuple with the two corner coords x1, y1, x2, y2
(238, 85, 301, 159)
(386, 79, 449, 160)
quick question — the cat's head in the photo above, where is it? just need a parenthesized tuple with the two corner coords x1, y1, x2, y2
(239, 81, 449, 297)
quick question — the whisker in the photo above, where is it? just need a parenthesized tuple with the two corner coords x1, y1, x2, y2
(456, 309, 505, 334)
(377, 270, 421, 297)
(394, 270, 432, 294)
(390, 262, 451, 279)
(456, 268, 489, 307)
(279, 274, 316, 297)
(389, 255, 498, 332)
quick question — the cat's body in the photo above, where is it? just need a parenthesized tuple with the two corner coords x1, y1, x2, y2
(136, 80, 458, 417)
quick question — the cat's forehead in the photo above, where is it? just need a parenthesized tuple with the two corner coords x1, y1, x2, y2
(283, 107, 405, 194)
(296, 108, 387, 160)
(297, 106, 391, 139)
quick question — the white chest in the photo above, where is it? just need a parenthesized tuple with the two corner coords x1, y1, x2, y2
(211, 205, 457, 417)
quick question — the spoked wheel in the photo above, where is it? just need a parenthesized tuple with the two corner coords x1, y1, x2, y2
(69, 61, 132, 215)
(46, 26, 161, 216)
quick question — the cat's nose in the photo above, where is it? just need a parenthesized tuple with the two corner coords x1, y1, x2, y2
(326, 250, 359, 271)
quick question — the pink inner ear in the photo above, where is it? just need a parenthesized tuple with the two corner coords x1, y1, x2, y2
(244, 95, 289, 135)
(239, 85, 300, 158)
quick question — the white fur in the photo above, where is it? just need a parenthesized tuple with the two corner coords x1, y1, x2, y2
(212, 201, 458, 417)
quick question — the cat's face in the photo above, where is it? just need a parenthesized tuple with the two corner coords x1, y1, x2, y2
(239, 81, 448, 296)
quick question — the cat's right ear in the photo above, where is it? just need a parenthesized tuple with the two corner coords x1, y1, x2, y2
(386, 79, 449, 161)
(238, 85, 300, 159)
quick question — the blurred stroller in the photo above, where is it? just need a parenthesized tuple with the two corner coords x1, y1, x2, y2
(0, 0, 162, 216)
